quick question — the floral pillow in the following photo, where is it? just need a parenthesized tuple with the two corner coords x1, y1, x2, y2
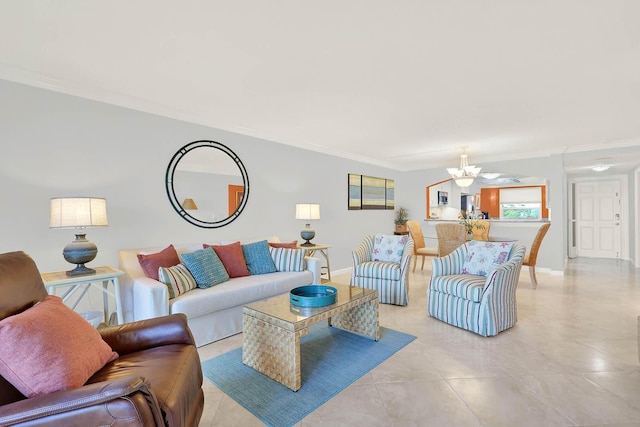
(372, 234, 409, 263)
(462, 241, 514, 277)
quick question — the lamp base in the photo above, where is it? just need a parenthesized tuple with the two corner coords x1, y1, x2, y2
(300, 226, 316, 247)
(66, 265, 96, 277)
(63, 233, 98, 277)
(300, 241, 316, 247)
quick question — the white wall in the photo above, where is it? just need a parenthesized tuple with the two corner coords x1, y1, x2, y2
(0, 80, 400, 278)
(1, 78, 568, 316)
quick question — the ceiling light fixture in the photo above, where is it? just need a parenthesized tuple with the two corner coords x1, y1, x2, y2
(591, 165, 610, 172)
(480, 172, 500, 180)
(447, 151, 481, 187)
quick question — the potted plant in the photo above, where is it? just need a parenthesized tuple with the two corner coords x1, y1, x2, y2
(394, 207, 409, 233)
(459, 212, 485, 239)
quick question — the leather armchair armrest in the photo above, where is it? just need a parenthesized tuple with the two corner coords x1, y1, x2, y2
(0, 376, 163, 427)
(100, 313, 196, 355)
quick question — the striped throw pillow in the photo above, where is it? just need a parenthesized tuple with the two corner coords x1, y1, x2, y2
(269, 247, 305, 272)
(158, 264, 197, 299)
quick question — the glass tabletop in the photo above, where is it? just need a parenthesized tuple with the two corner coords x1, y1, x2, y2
(244, 283, 375, 326)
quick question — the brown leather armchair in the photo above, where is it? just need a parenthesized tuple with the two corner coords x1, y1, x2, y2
(0, 251, 204, 427)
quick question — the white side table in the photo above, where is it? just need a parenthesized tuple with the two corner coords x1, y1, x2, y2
(41, 266, 125, 325)
(299, 243, 331, 282)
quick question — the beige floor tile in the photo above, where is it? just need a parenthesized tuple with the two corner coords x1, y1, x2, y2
(584, 370, 640, 410)
(300, 383, 392, 426)
(376, 380, 483, 426)
(447, 376, 572, 426)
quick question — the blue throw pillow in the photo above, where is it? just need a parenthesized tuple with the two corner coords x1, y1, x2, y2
(242, 240, 277, 275)
(180, 248, 230, 288)
(462, 241, 514, 277)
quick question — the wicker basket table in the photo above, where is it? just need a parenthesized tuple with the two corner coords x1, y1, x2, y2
(242, 283, 379, 391)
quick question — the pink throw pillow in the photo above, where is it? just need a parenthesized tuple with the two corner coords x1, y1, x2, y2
(268, 240, 298, 249)
(0, 295, 118, 398)
(204, 242, 250, 278)
(137, 244, 180, 280)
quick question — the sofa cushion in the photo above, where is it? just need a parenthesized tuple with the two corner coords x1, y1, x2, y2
(269, 247, 305, 272)
(430, 274, 486, 302)
(0, 295, 118, 398)
(354, 261, 401, 281)
(205, 242, 250, 278)
(137, 244, 180, 281)
(180, 248, 230, 288)
(158, 264, 198, 299)
(268, 240, 298, 249)
(372, 233, 409, 263)
(169, 271, 312, 319)
(242, 240, 277, 275)
(462, 241, 514, 277)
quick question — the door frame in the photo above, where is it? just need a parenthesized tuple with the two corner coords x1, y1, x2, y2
(635, 167, 640, 267)
(568, 174, 629, 261)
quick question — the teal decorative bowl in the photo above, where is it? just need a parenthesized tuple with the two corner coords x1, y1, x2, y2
(290, 285, 337, 307)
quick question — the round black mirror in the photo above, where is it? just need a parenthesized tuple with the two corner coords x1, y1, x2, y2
(166, 140, 249, 228)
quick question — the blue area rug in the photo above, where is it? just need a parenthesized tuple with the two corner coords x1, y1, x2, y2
(201, 325, 416, 427)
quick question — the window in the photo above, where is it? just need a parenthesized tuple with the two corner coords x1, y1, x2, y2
(500, 203, 541, 220)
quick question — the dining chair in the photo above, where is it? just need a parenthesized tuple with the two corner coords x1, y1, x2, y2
(471, 219, 491, 241)
(406, 220, 438, 272)
(523, 222, 551, 287)
(435, 223, 467, 256)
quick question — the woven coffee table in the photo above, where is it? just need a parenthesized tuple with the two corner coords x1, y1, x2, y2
(242, 283, 379, 391)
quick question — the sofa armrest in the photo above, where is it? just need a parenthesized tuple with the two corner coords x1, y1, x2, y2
(399, 239, 414, 275)
(132, 276, 170, 321)
(0, 376, 164, 427)
(480, 245, 526, 299)
(100, 314, 196, 354)
(431, 244, 469, 277)
(305, 256, 321, 284)
(351, 240, 372, 267)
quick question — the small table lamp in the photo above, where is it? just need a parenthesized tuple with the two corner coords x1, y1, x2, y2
(295, 203, 320, 247)
(50, 197, 108, 276)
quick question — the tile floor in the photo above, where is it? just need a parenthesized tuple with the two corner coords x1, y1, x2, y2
(197, 257, 640, 426)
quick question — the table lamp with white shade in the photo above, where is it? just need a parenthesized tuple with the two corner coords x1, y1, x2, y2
(50, 197, 108, 276)
(295, 203, 320, 247)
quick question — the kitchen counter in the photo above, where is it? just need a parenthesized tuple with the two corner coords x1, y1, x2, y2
(425, 219, 550, 224)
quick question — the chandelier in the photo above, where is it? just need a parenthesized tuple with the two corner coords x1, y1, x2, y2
(446, 152, 481, 188)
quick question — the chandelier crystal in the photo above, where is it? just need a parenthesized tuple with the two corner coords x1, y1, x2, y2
(447, 153, 481, 188)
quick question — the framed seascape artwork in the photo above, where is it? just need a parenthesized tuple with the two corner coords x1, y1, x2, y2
(385, 179, 395, 209)
(348, 173, 394, 210)
(348, 174, 362, 210)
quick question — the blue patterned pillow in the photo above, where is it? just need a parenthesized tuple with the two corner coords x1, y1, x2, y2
(180, 248, 230, 288)
(462, 241, 514, 277)
(242, 240, 277, 275)
(372, 233, 409, 263)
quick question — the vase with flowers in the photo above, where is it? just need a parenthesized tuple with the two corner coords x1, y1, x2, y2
(459, 213, 485, 239)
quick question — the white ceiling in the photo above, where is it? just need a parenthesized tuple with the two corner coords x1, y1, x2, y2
(1, 1, 639, 175)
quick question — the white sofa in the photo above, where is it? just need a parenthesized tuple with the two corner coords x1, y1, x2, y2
(118, 240, 320, 347)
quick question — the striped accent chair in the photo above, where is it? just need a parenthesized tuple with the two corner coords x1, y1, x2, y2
(428, 243, 526, 336)
(350, 234, 414, 306)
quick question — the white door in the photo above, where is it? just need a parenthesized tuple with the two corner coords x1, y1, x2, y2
(575, 180, 621, 258)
